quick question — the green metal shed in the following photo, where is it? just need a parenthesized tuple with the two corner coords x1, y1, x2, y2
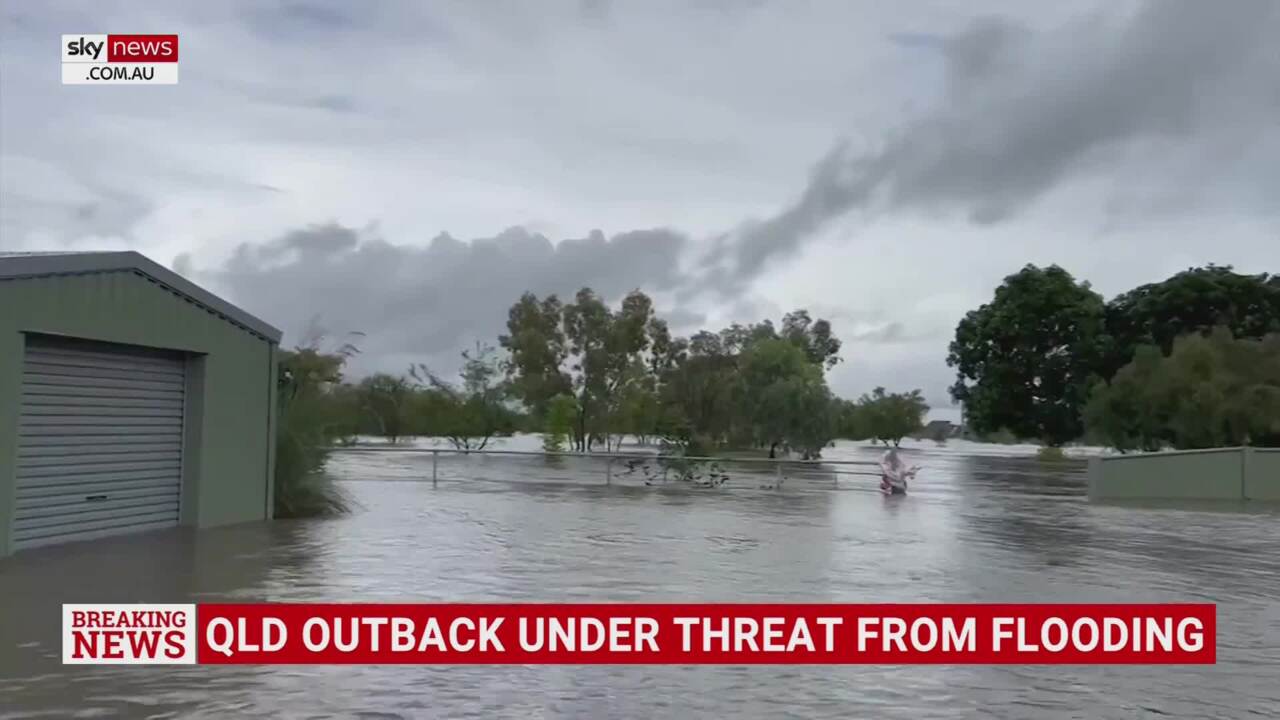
(0, 251, 281, 557)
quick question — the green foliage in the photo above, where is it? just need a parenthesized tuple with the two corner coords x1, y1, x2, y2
(496, 286, 847, 453)
(610, 364, 662, 446)
(1103, 265, 1280, 377)
(948, 263, 1280, 449)
(840, 387, 929, 446)
(975, 427, 1021, 444)
(502, 288, 657, 451)
(1085, 328, 1280, 451)
(651, 310, 843, 454)
(298, 290, 851, 460)
(410, 342, 516, 451)
(947, 264, 1108, 446)
(498, 293, 571, 420)
(543, 393, 578, 452)
(274, 347, 353, 519)
(780, 310, 843, 369)
(356, 373, 414, 443)
(1036, 446, 1067, 462)
(736, 338, 833, 457)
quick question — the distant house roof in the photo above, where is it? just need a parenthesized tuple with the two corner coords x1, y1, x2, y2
(0, 251, 282, 343)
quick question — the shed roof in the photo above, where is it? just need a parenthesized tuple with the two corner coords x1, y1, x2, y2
(0, 251, 282, 343)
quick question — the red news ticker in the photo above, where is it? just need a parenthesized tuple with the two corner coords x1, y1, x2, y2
(106, 35, 179, 63)
(64, 603, 1216, 665)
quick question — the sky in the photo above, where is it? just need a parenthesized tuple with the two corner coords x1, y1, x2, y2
(3, 0, 1278, 422)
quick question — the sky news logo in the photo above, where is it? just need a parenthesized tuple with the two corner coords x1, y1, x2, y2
(62, 34, 179, 85)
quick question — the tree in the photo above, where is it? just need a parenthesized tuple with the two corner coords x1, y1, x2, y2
(503, 288, 656, 451)
(737, 338, 829, 456)
(780, 309, 843, 369)
(566, 288, 656, 450)
(833, 398, 868, 440)
(778, 377, 837, 459)
(411, 342, 513, 452)
(849, 387, 928, 446)
(657, 333, 738, 449)
(543, 394, 579, 453)
(499, 293, 571, 419)
(1085, 328, 1280, 451)
(498, 289, 848, 454)
(947, 264, 1108, 446)
(1104, 265, 1280, 377)
(611, 363, 662, 447)
(357, 373, 414, 443)
(1082, 346, 1168, 452)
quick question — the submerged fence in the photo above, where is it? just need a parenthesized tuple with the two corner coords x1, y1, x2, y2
(1088, 446, 1280, 502)
(328, 446, 885, 489)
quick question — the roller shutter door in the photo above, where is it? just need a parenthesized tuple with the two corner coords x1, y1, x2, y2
(12, 336, 185, 550)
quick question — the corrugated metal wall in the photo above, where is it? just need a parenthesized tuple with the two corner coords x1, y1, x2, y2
(12, 336, 186, 550)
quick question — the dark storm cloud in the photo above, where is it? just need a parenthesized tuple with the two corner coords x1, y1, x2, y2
(709, 0, 1280, 289)
(206, 223, 693, 365)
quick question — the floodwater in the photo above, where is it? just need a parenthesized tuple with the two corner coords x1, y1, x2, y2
(3, 436, 1279, 719)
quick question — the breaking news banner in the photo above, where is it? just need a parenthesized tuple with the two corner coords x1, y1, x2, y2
(63, 603, 1215, 666)
(62, 34, 179, 85)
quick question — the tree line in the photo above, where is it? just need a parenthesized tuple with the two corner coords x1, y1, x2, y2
(948, 264, 1280, 450)
(279, 290, 933, 458)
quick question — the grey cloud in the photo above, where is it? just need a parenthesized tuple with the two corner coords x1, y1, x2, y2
(0, 185, 152, 250)
(245, 1, 364, 38)
(662, 307, 708, 333)
(579, 0, 609, 22)
(172, 252, 195, 279)
(301, 94, 360, 113)
(887, 32, 946, 51)
(848, 322, 907, 344)
(925, 394, 957, 411)
(205, 223, 694, 373)
(707, 1, 1280, 290)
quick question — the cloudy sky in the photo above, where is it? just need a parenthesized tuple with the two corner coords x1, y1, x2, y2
(3, 1, 1278, 421)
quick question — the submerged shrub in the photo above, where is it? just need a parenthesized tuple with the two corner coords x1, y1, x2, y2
(274, 408, 351, 518)
(1036, 446, 1067, 462)
(273, 347, 355, 518)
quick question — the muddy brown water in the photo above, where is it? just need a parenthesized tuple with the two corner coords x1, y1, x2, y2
(2, 438, 1278, 719)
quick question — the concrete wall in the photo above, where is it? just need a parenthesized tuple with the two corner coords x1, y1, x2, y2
(1089, 447, 1280, 502)
(0, 271, 277, 557)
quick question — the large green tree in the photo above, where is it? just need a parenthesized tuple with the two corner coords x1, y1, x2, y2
(736, 338, 830, 457)
(498, 293, 571, 418)
(1103, 265, 1280, 377)
(845, 387, 929, 447)
(780, 310, 842, 369)
(657, 330, 738, 449)
(1085, 328, 1280, 450)
(947, 264, 1108, 446)
(502, 288, 657, 451)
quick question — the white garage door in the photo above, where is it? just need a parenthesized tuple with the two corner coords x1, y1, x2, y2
(12, 336, 186, 550)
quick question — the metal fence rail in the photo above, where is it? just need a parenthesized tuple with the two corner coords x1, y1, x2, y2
(329, 446, 883, 488)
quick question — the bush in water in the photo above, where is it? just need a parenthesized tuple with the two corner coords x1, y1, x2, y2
(274, 347, 353, 518)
